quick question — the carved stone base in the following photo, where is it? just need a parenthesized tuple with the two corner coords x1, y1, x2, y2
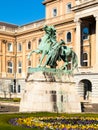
(20, 72, 81, 113)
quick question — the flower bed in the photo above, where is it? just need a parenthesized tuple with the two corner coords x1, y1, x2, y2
(17, 116, 98, 130)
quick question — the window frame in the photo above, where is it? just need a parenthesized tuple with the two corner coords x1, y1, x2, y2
(27, 41, 31, 50)
(18, 61, 22, 74)
(52, 8, 57, 17)
(27, 60, 32, 71)
(66, 31, 72, 43)
(82, 27, 89, 40)
(18, 85, 21, 93)
(82, 52, 88, 66)
(67, 56, 72, 70)
(17, 43, 22, 52)
(7, 61, 13, 73)
(66, 2, 72, 13)
(8, 43, 13, 52)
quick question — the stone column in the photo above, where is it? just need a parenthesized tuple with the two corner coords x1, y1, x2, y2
(95, 15, 98, 67)
(74, 19, 81, 67)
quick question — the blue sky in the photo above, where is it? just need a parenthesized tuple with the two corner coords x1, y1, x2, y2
(0, 0, 45, 26)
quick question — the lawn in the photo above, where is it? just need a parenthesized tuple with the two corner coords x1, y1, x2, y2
(0, 112, 98, 130)
(0, 112, 57, 130)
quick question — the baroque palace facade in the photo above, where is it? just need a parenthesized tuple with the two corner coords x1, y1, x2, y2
(0, 0, 98, 103)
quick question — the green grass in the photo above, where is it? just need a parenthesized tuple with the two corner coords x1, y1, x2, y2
(0, 112, 98, 130)
(0, 98, 20, 102)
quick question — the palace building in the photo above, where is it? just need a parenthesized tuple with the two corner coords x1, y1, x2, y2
(0, 0, 98, 104)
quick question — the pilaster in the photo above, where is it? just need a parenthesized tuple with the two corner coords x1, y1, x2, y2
(94, 14, 98, 71)
(74, 18, 82, 67)
(2, 40, 7, 77)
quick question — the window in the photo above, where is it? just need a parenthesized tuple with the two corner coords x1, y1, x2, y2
(28, 60, 31, 66)
(82, 27, 89, 40)
(27, 41, 31, 49)
(10, 85, 16, 93)
(18, 43, 22, 51)
(28, 60, 32, 70)
(8, 61, 13, 73)
(61, 95, 63, 102)
(66, 3, 71, 13)
(82, 52, 88, 66)
(8, 43, 13, 51)
(18, 61, 22, 73)
(52, 8, 57, 17)
(38, 38, 41, 45)
(18, 85, 21, 93)
(10, 85, 13, 93)
(51, 94, 57, 102)
(13, 85, 16, 93)
(66, 32, 71, 43)
(67, 56, 72, 70)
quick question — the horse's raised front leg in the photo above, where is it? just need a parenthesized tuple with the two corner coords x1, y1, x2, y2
(28, 50, 41, 59)
(28, 50, 34, 59)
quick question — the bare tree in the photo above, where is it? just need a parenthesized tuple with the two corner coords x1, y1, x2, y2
(0, 80, 9, 99)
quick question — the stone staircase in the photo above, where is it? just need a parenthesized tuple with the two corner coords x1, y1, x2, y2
(81, 102, 98, 113)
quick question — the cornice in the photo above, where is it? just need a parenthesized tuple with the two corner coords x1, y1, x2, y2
(0, 22, 18, 28)
(42, 0, 57, 5)
(72, 0, 98, 12)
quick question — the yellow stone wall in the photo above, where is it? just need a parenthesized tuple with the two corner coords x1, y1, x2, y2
(0, 0, 97, 80)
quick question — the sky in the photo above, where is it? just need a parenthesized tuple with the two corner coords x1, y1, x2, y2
(0, 0, 45, 26)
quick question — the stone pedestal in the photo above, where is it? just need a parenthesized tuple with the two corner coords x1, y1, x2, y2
(19, 72, 81, 113)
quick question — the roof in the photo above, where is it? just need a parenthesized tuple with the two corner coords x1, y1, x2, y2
(0, 21, 18, 28)
(42, 0, 56, 5)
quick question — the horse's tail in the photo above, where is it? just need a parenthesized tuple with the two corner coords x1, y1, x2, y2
(71, 51, 78, 70)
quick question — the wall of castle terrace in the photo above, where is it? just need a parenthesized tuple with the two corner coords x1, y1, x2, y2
(0, 19, 45, 35)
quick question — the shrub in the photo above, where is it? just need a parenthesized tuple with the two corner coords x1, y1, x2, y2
(13, 98, 20, 102)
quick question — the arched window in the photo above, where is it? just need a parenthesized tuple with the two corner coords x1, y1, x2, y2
(27, 41, 31, 50)
(8, 43, 13, 51)
(66, 32, 71, 43)
(28, 60, 31, 66)
(18, 43, 22, 51)
(18, 61, 22, 73)
(82, 52, 88, 66)
(66, 3, 71, 13)
(82, 27, 89, 40)
(38, 38, 41, 45)
(28, 60, 32, 70)
(8, 61, 13, 73)
(52, 8, 57, 17)
(67, 56, 72, 70)
(79, 79, 92, 101)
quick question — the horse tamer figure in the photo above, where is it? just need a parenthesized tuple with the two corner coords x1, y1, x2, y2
(28, 25, 78, 73)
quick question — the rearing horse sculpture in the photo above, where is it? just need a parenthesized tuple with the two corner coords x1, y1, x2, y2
(28, 25, 78, 73)
(28, 25, 57, 67)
